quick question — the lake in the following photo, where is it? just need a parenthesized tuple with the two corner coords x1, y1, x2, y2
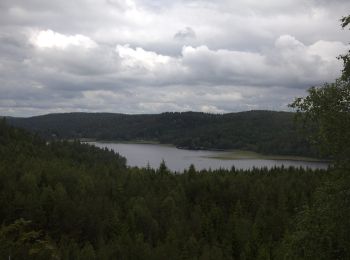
(89, 142, 329, 172)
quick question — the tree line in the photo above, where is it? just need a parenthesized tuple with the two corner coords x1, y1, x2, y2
(8, 110, 318, 157)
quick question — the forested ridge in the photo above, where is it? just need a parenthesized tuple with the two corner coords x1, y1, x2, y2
(8, 110, 317, 157)
(1, 118, 349, 259)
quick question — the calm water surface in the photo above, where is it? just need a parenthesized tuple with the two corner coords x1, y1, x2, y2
(90, 142, 328, 172)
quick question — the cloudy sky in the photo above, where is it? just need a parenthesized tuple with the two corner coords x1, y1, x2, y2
(0, 0, 349, 116)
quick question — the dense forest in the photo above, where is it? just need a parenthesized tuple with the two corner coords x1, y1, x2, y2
(8, 110, 317, 157)
(0, 117, 349, 259)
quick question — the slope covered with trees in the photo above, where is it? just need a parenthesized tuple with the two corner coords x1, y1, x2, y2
(8, 110, 316, 157)
(0, 119, 331, 259)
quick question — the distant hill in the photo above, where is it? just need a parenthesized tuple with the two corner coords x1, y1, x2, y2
(7, 110, 317, 157)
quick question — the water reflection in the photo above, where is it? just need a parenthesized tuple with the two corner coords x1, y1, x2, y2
(90, 142, 328, 172)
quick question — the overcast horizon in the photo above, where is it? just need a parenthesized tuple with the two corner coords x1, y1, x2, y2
(0, 0, 349, 117)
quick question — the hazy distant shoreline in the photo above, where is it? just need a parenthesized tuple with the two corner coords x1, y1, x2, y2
(85, 139, 328, 163)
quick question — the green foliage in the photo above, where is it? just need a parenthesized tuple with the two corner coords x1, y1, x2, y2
(284, 169, 350, 259)
(286, 15, 350, 259)
(290, 15, 350, 167)
(290, 79, 350, 166)
(0, 120, 328, 259)
(0, 218, 59, 259)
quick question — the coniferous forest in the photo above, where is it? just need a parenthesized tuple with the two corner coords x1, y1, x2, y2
(1, 118, 349, 260)
(0, 13, 349, 260)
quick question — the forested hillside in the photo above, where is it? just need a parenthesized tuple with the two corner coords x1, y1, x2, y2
(1, 119, 349, 259)
(8, 110, 317, 157)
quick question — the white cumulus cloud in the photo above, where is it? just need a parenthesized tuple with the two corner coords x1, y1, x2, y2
(30, 30, 97, 49)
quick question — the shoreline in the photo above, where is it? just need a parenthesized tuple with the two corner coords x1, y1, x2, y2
(204, 151, 328, 163)
(83, 139, 328, 163)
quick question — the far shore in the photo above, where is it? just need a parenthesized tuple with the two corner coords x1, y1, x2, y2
(82, 139, 329, 163)
(82, 138, 166, 145)
(204, 150, 329, 163)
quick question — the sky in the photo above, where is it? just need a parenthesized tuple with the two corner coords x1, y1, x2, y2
(0, 0, 349, 117)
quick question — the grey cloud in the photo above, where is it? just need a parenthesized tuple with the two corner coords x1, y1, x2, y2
(174, 27, 196, 40)
(0, 0, 349, 117)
